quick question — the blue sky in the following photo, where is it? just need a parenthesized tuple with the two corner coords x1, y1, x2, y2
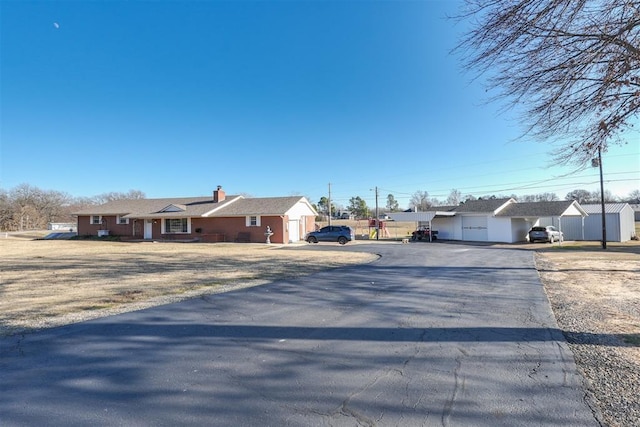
(1, 0, 638, 210)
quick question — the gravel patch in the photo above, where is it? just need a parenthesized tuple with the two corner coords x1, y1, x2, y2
(537, 251, 640, 427)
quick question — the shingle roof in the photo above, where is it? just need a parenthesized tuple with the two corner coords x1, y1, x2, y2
(211, 197, 312, 216)
(451, 198, 513, 213)
(496, 200, 582, 217)
(74, 196, 238, 217)
(74, 195, 315, 218)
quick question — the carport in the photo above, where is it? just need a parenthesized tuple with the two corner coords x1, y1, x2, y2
(496, 201, 588, 243)
(388, 210, 456, 241)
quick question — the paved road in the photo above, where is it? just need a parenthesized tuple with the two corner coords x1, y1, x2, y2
(1, 242, 599, 426)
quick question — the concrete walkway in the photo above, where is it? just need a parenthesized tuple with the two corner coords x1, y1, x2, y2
(0, 242, 599, 426)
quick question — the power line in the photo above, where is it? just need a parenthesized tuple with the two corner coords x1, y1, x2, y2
(368, 171, 637, 197)
(324, 174, 638, 206)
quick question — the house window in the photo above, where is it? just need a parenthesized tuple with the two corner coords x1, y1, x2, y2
(165, 218, 188, 233)
(91, 215, 101, 225)
(246, 215, 261, 227)
(117, 215, 129, 225)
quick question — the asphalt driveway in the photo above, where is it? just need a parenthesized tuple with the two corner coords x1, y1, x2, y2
(0, 242, 599, 426)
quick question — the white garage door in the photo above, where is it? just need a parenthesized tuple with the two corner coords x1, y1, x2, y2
(462, 216, 488, 241)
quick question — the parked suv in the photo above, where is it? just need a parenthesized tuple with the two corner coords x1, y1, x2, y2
(528, 225, 563, 243)
(306, 225, 354, 245)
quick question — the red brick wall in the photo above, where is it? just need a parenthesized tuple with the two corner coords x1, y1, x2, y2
(77, 215, 134, 237)
(192, 216, 287, 243)
(77, 214, 315, 244)
(306, 216, 315, 238)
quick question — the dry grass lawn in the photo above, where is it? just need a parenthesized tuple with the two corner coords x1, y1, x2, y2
(0, 237, 377, 335)
(537, 242, 640, 360)
(2, 234, 637, 344)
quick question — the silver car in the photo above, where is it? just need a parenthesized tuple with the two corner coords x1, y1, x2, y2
(528, 226, 563, 243)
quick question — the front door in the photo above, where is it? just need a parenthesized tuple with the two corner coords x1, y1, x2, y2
(144, 219, 153, 239)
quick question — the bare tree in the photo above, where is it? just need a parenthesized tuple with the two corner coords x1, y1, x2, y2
(0, 189, 14, 230)
(519, 192, 559, 202)
(94, 189, 146, 204)
(37, 190, 73, 224)
(446, 189, 462, 206)
(565, 189, 596, 203)
(458, 1, 640, 164)
(627, 189, 640, 203)
(0, 185, 146, 230)
(409, 190, 431, 211)
(592, 189, 619, 203)
(565, 188, 618, 203)
(9, 184, 46, 229)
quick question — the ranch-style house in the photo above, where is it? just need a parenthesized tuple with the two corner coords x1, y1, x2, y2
(74, 187, 318, 244)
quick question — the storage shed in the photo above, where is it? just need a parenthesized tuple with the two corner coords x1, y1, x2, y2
(562, 203, 636, 242)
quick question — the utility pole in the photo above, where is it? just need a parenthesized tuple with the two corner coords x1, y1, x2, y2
(328, 183, 332, 226)
(597, 146, 607, 249)
(375, 186, 379, 240)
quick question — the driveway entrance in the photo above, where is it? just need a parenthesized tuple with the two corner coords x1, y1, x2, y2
(0, 243, 598, 426)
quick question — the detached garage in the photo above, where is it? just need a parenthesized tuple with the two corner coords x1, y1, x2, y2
(389, 198, 589, 244)
(389, 198, 519, 243)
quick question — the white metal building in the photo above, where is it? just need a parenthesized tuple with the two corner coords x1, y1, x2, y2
(562, 203, 636, 242)
(389, 198, 588, 243)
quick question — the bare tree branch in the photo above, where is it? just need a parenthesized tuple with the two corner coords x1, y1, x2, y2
(457, 0, 640, 165)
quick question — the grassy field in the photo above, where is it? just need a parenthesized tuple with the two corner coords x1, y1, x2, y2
(0, 237, 378, 335)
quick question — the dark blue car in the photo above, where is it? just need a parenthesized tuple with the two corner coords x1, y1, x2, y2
(305, 225, 354, 245)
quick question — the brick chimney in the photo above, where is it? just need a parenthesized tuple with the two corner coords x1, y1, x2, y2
(213, 185, 225, 203)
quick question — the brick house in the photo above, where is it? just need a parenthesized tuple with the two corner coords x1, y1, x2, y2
(74, 187, 317, 244)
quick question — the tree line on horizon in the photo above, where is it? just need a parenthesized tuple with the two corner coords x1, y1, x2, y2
(1, 183, 638, 231)
(0, 184, 145, 231)
(316, 188, 639, 220)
